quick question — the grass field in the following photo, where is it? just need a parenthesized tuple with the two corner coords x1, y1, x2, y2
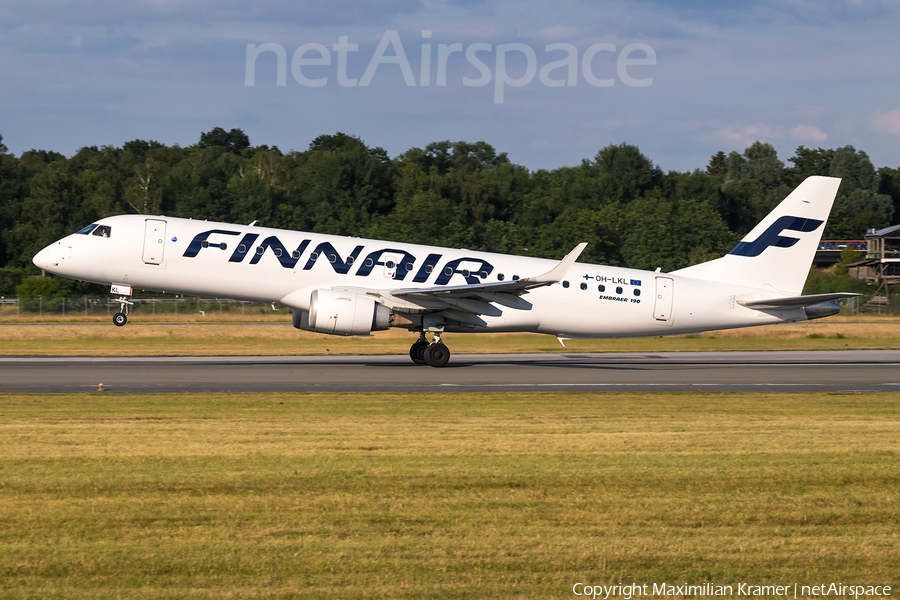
(2, 320, 900, 356)
(0, 392, 897, 599)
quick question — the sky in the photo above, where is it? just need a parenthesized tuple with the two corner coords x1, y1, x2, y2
(1, 0, 898, 173)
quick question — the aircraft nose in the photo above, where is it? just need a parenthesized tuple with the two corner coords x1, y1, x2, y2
(33, 242, 65, 271)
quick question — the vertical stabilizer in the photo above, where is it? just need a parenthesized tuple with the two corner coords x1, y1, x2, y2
(672, 176, 841, 295)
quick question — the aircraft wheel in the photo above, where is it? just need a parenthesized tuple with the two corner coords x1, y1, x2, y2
(113, 312, 128, 327)
(409, 340, 429, 365)
(423, 342, 450, 368)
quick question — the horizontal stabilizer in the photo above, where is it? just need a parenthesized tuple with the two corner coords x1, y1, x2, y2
(737, 292, 861, 310)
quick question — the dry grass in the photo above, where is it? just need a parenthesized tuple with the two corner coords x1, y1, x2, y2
(0, 392, 897, 598)
(2, 320, 900, 355)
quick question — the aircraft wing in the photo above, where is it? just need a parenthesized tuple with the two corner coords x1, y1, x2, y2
(392, 242, 588, 298)
(331, 243, 587, 323)
(737, 292, 861, 310)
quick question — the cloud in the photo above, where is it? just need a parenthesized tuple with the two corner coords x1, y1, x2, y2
(625, 0, 892, 27)
(538, 25, 584, 41)
(711, 123, 783, 146)
(712, 122, 827, 146)
(871, 109, 900, 135)
(1, 0, 424, 28)
(789, 124, 826, 143)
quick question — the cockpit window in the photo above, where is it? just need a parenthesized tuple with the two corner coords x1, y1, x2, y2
(92, 225, 112, 238)
(76, 224, 98, 235)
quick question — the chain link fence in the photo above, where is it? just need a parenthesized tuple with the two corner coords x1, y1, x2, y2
(841, 294, 900, 315)
(0, 296, 286, 317)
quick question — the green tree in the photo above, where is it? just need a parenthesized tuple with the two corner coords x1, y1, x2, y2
(725, 150, 744, 179)
(706, 151, 727, 176)
(124, 158, 166, 215)
(592, 143, 661, 203)
(622, 193, 734, 271)
(6, 160, 81, 270)
(528, 205, 625, 265)
(720, 142, 790, 230)
(878, 166, 900, 222)
(785, 146, 834, 186)
(169, 145, 243, 221)
(286, 133, 395, 236)
(123, 139, 165, 161)
(741, 141, 784, 186)
(825, 146, 893, 238)
(198, 127, 250, 155)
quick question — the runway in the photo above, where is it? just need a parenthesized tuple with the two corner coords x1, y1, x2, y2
(2, 350, 900, 393)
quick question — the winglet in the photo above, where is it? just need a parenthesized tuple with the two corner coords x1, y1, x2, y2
(526, 243, 588, 284)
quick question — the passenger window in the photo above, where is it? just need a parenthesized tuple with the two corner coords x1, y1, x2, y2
(634, 289, 641, 297)
(76, 224, 98, 235)
(580, 282, 587, 290)
(239, 245, 247, 253)
(256, 247, 264, 255)
(497, 274, 505, 281)
(274, 248, 282, 257)
(562, 281, 570, 288)
(365, 258, 374, 267)
(480, 270, 488, 278)
(425, 265, 433, 273)
(616, 287, 623, 294)
(347, 256, 355, 265)
(598, 285, 605, 292)
(462, 269, 470, 277)
(406, 263, 414, 271)
(92, 225, 111, 237)
(329, 254, 337, 263)
(386, 261, 395, 268)
(291, 250, 300, 259)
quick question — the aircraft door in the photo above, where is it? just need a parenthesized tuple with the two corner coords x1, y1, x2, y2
(653, 276, 674, 322)
(382, 252, 404, 279)
(142, 219, 167, 265)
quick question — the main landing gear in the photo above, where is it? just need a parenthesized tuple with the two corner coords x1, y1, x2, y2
(409, 331, 451, 367)
(113, 295, 133, 327)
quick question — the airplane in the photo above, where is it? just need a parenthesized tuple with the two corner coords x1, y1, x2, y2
(33, 175, 858, 367)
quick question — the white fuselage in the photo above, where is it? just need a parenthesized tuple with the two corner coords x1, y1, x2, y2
(33, 214, 806, 338)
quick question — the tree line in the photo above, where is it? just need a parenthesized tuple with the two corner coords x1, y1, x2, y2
(1, 128, 898, 296)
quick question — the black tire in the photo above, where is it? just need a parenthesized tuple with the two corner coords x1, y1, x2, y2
(423, 342, 450, 367)
(409, 340, 429, 365)
(113, 312, 127, 327)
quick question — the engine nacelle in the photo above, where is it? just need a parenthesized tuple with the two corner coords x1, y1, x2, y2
(294, 289, 392, 336)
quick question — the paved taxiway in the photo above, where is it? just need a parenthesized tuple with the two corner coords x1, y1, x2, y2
(2, 350, 900, 393)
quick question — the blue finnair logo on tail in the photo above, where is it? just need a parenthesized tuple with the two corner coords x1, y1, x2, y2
(729, 216, 824, 257)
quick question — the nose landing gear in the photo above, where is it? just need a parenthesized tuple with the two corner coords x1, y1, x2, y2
(408, 331, 451, 367)
(113, 295, 133, 327)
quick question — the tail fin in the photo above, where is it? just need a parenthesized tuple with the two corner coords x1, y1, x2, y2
(672, 176, 841, 295)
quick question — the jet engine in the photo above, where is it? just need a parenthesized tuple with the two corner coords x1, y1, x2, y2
(293, 289, 392, 335)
